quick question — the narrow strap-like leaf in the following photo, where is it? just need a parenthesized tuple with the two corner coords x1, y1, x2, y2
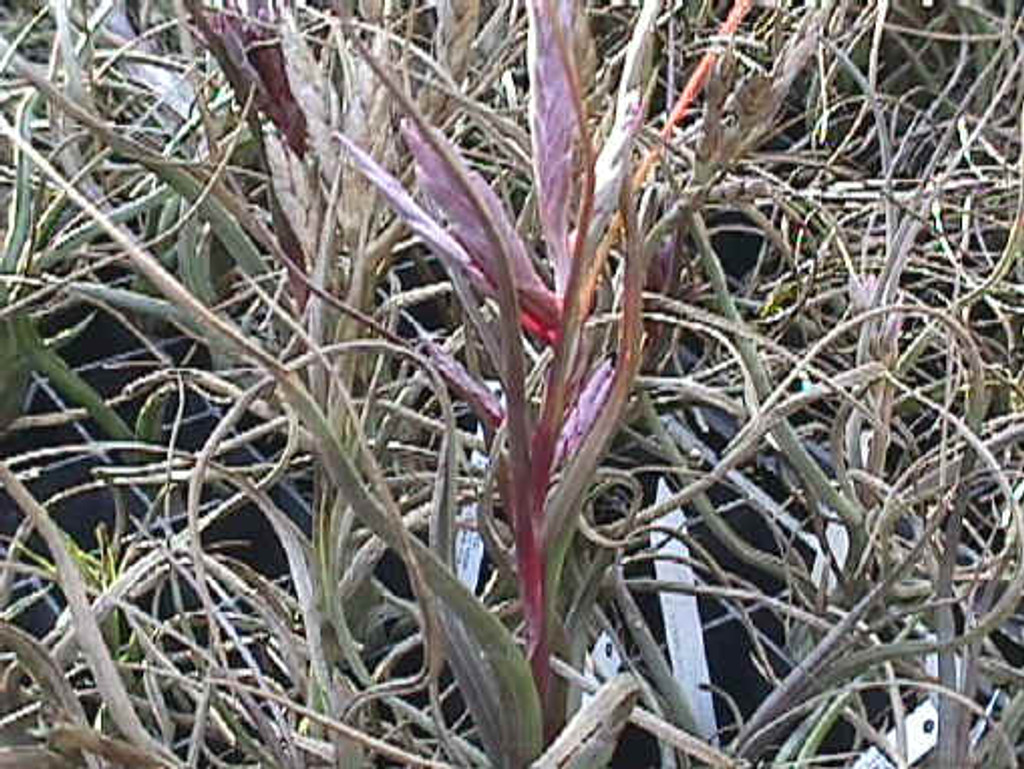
(578, 0, 657, 256)
(553, 358, 614, 468)
(422, 340, 505, 428)
(335, 132, 483, 284)
(401, 121, 562, 342)
(526, 0, 578, 296)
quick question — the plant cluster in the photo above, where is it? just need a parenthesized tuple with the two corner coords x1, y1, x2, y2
(1, 0, 1023, 767)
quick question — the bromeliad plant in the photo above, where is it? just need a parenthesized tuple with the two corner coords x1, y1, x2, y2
(2, 0, 662, 763)
(11, 1, 1024, 765)
(188, 0, 658, 758)
(333, 0, 653, 747)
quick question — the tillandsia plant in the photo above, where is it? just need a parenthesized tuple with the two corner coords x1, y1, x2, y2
(175, 0, 653, 759)
(334, 0, 650, 729)
(1, 92, 134, 442)
(189, 0, 312, 310)
(8, 0, 1024, 766)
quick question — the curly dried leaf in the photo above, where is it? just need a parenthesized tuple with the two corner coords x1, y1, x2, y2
(0, 622, 90, 730)
(0, 467, 172, 763)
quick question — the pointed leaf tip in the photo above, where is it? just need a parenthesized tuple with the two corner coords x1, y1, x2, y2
(401, 120, 562, 342)
(527, 0, 578, 296)
(554, 358, 615, 467)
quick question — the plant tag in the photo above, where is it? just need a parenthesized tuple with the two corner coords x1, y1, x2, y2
(810, 518, 849, 593)
(454, 516, 484, 590)
(583, 630, 623, 706)
(970, 688, 1004, 747)
(852, 699, 938, 769)
(1002, 480, 1024, 527)
(455, 427, 489, 591)
(651, 478, 718, 742)
(592, 630, 623, 680)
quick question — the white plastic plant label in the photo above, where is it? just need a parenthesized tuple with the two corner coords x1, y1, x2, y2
(455, 426, 489, 591)
(810, 518, 849, 594)
(1001, 480, 1024, 527)
(583, 630, 623, 706)
(852, 699, 938, 769)
(591, 630, 623, 680)
(454, 514, 484, 590)
(651, 478, 718, 742)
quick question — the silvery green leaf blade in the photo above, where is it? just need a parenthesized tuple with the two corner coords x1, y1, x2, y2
(11, 315, 133, 442)
(283, 382, 544, 767)
(441, 610, 515, 766)
(0, 318, 31, 435)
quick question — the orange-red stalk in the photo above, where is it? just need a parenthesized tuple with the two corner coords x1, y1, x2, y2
(632, 0, 755, 189)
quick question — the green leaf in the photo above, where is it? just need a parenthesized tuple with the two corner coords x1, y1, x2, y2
(281, 375, 544, 766)
(134, 386, 169, 444)
(146, 163, 267, 283)
(2, 93, 36, 279)
(0, 318, 31, 434)
(12, 315, 133, 442)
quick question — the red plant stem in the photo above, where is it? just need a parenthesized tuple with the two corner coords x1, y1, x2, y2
(528, 431, 556, 685)
(508, 469, 549, 699)
(516, 0, 598, 709)
(631, 0, 754, 190)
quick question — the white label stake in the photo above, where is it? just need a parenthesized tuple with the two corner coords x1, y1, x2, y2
(583, 630, 623, 706)
(651, 479, 718, 742)
(454, 426, 489, 591)
(853, 699, 938, 769)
